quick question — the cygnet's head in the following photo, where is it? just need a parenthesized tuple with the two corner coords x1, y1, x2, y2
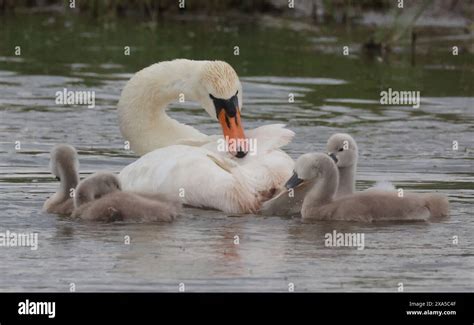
(74, 172, 121, 208)
(285, 153, 339, 189)
(198, 61, 247, 158)
(326, 133, 358, 168)
(49, 144, 79, 181)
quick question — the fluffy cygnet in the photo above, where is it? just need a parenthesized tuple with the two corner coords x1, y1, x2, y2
(287, 153, 449, 222)
(43, 144, 80, 215)
(71, 172, 180, 222)
(325, 133, 358, 197)
(326, 133, 396, 197)
(261, 133, 364, 216)
(260, 133, 360, 216)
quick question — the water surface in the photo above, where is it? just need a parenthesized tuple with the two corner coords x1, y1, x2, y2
(0, 14, 472, 291)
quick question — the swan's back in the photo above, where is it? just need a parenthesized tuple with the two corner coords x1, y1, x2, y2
(74, 172, 121, 208)
(308, 191, 449, 222)
(119, 140, 294, 213)
(73, 171, 180, 222)
(72, 191, 179, 222)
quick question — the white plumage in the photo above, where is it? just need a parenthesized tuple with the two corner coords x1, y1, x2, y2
(117, 60, 295, 213)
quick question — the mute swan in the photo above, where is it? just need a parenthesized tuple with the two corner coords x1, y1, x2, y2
(287, 153, 449, 221)
(43, 144, 79, 215)
(118, 59, 294, 213)
(72, 172, 180, 222)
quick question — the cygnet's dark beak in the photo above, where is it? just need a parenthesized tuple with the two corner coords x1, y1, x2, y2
(328, 153, 338, 163)
(285, 171, 304, 189)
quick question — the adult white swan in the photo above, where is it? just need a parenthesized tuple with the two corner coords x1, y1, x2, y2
(117, 59, 295, 213)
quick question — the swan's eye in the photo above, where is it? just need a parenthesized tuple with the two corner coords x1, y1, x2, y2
(338, 148, 344, 152)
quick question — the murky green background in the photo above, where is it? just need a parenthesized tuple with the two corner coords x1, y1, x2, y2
(0, 13, 472, 291)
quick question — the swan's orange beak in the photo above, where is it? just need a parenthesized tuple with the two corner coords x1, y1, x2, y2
(217, 109, 248, 158)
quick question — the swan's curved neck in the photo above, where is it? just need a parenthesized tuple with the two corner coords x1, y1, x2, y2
(302, 168, 338, 215)
(118, 60, 210, 155)
(59, 168, 79, 199)
(336, 164, 356, 197)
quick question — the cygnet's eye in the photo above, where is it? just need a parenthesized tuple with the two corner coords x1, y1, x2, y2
(338, 148, 344, 152)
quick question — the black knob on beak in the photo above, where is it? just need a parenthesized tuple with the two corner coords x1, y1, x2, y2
(235, 150, 247, 158)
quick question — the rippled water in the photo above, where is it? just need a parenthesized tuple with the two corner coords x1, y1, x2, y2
(0, 14, 473, 291)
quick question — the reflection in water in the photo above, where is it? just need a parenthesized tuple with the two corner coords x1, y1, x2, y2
(211, 221, 245, 278)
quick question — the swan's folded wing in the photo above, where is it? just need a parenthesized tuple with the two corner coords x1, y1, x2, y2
(206, 153, 238, 173)
(246, 124, 295, 153)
